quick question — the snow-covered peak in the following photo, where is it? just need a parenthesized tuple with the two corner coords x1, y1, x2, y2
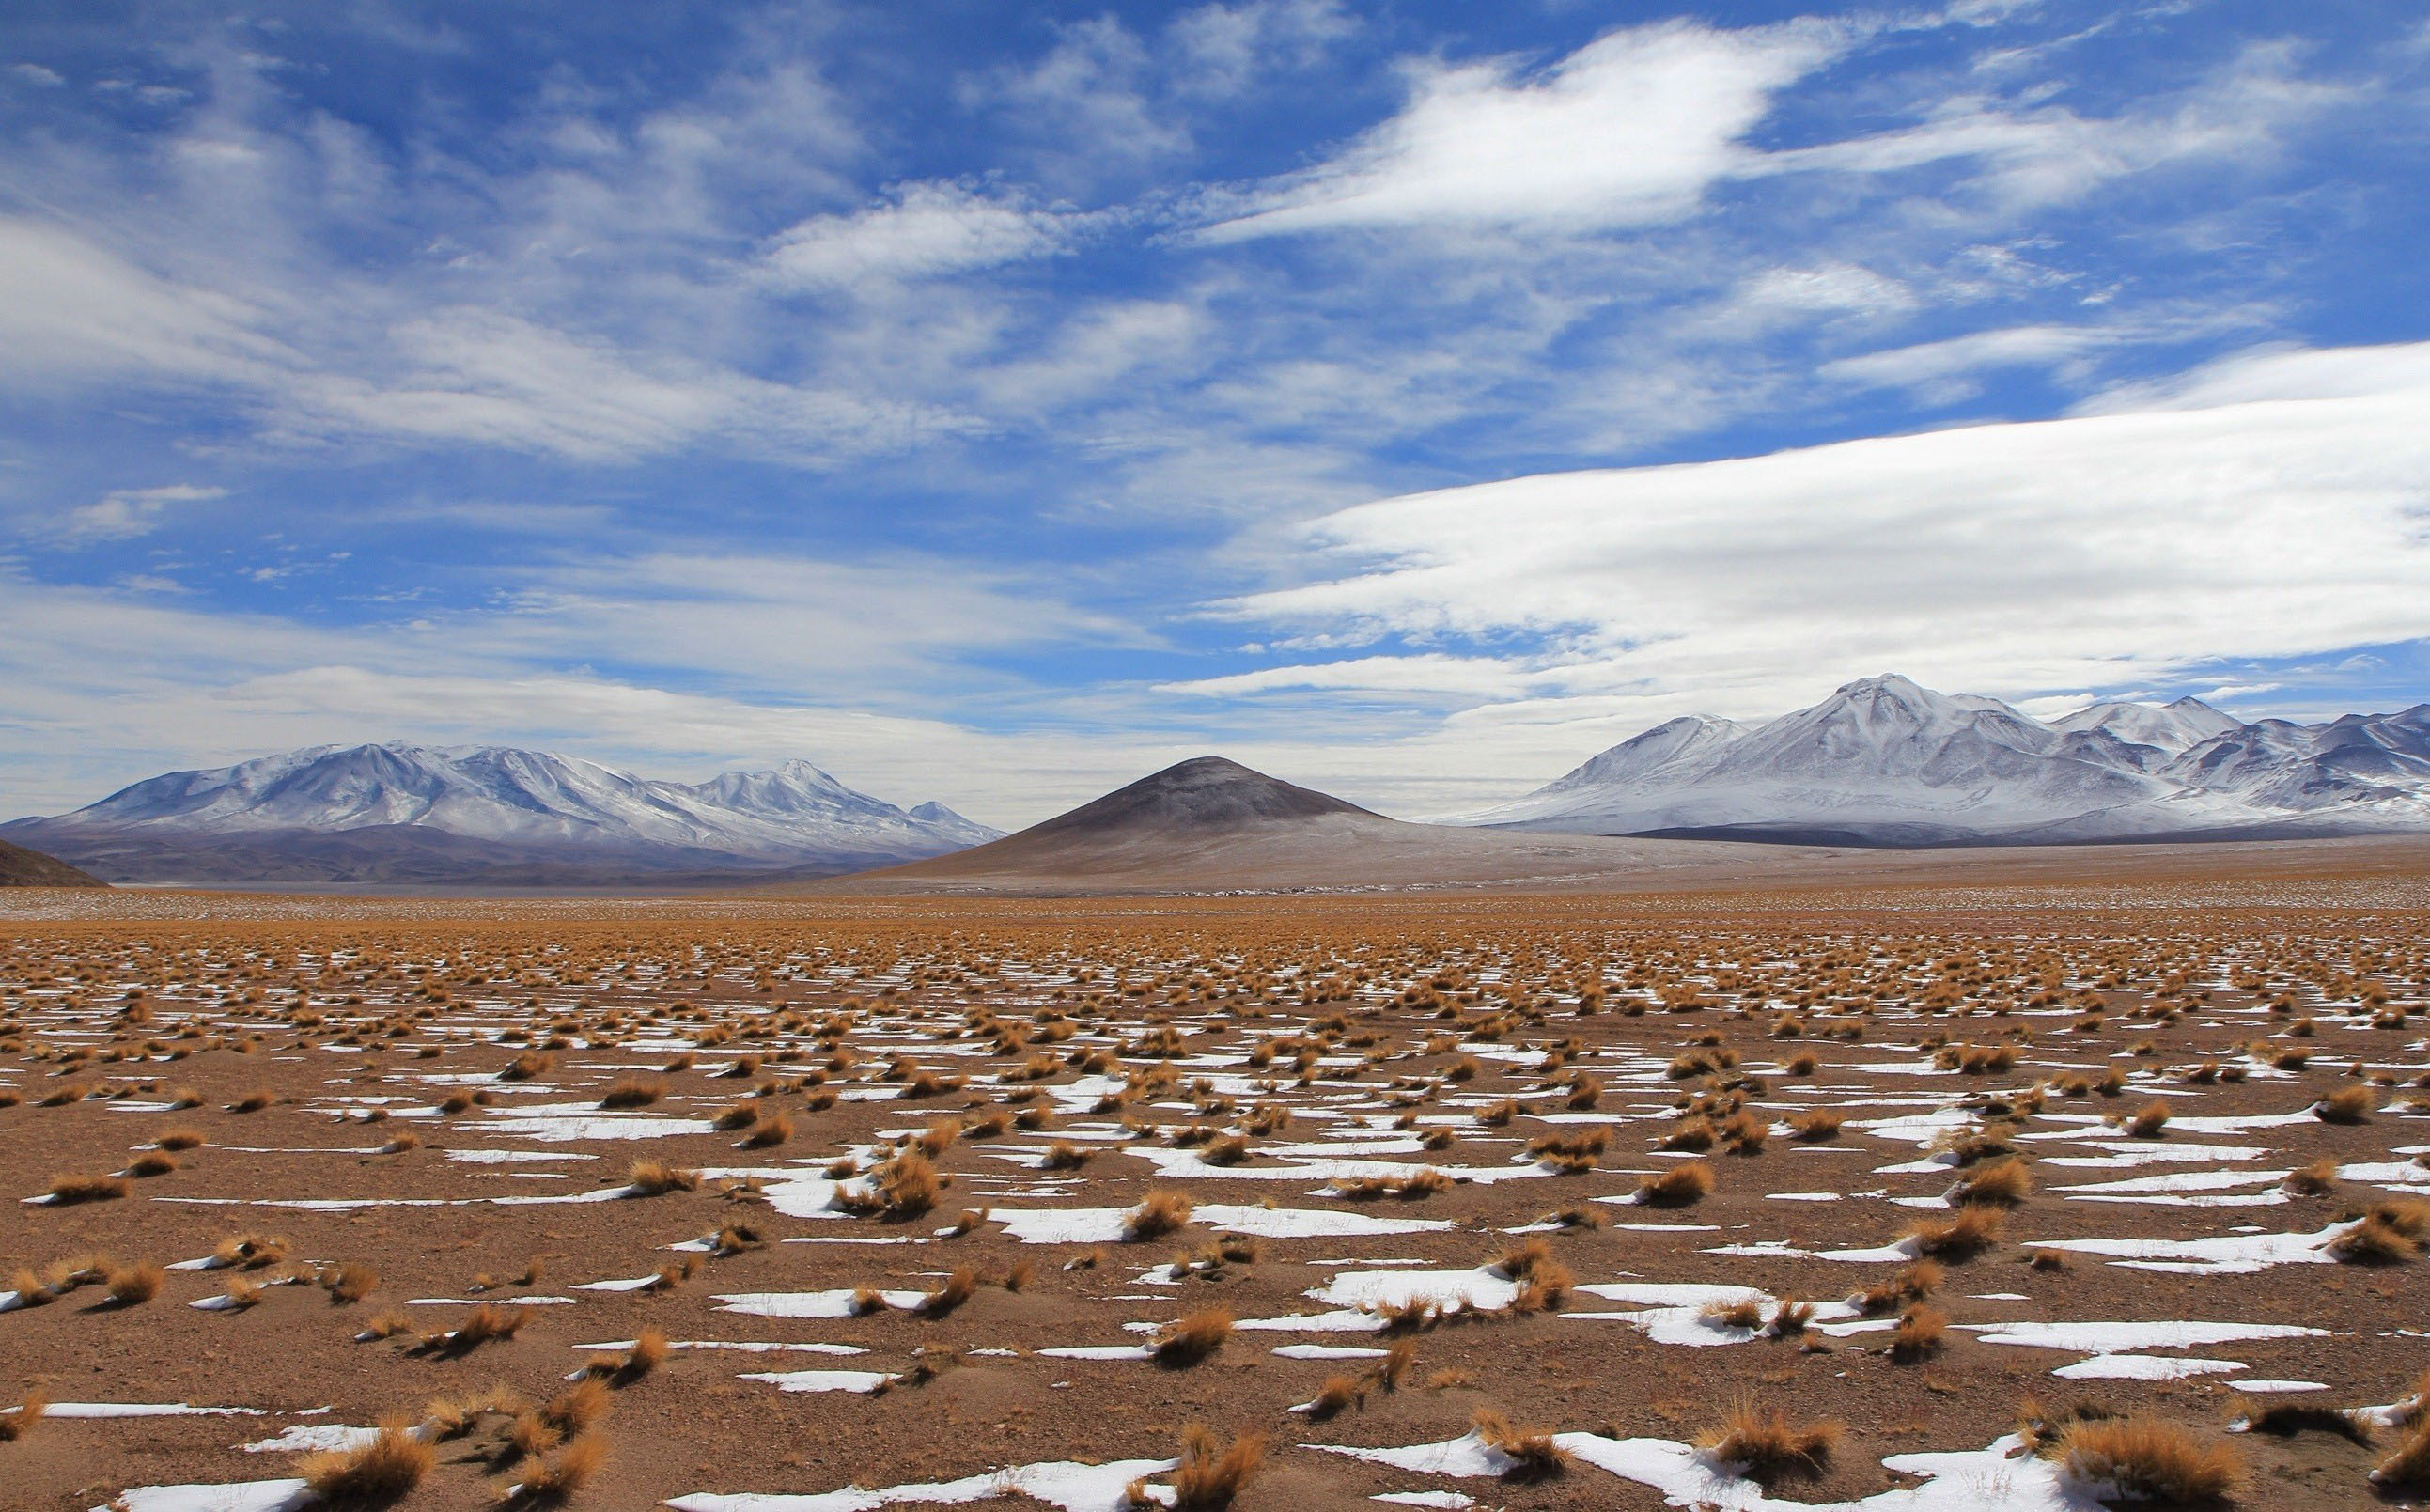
(1452, 676, 2430, 843)
(2053, 696, 2242, 756)
(16, 742, 1003, 870)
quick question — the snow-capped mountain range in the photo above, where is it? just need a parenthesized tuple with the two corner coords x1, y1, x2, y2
(1, 743, 1000, 885)
(1455, 675, 2430, 845)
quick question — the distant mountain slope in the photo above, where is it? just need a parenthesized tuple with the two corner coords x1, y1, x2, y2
(1457, 676, 2430, 845)
(0, 836, 106, 888)
(2, 743, 999, 885)
(849, 756, 1786, 894)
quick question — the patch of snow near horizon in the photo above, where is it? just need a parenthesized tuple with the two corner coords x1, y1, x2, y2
(739, 1369, 894, 1394)
(24, 1402, 268, 1417)
(241, 1425, 379, 1453)
(1316, 1427, 2105, 1510)
(1567, 1283, 1861, 1346)
(2022, 1222, 2356, 1273)
(2230, 1380, 2329, 1393)
(715, 1289, 927, 1318)
(96, 1483, 310, 1512)
(2050, 1355, 2248, 1380)
(576, 1339, 865, 1354)
(989, 1203, 1455, 1246)
(1964, 1320, 2329, 1353)
(663, 1456, 1176, 1512)
(1308, 1268, 1519, 1315)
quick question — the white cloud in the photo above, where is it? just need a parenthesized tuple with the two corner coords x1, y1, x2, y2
(10, 63, 64, 86)
(1217, 339, 2430, 712)
(1204, 20, 1850, 239)
(759, 181, 1083, 291)
(51, 484, 228, 542)
(1818, 323, 2120, 396)
(1168, 0, 1355, 98)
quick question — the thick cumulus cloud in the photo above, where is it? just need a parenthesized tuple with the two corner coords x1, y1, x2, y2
(1222, 340, 2430, 706)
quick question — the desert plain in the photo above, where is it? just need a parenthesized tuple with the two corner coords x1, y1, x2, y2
(5, 842, 2430, 1512)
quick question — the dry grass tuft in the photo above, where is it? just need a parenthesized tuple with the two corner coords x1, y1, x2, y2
(1472, 1407, 1570, 1480)
(2056, 1415, 2240, 1505)
(592, 1079, 661, 1113)
(2317, 1084, 2375, 1124)
(510, 1431, 608, 1505)
(1158, 1425, 1265, 1511)
(105, 1259, 164, 1305)
(1153, 1306, 1233, 1366)
(918, 1268, 979, 1317)
(1306, 1375, 1364, 1420)
(1954, 1156, 2033, 1208)
(2282, 1158, 2341, 1196)
(1789, 1109, 1842, 1141)
(2378, 1414, 2430, 1490)
(1904, 1206, 2003, 1261)
(742, 1114, 792, 1147)
(1700, 1402, 1842, 1483)
(155, 1128, 208, 1150)
(1635, 1161, 1714, 1208)
(1126, 1188, 1194, 1241)
(625, 1159, 701, 1195)
(301, 1417, 433, 1507)
(1889, 1303, 1947, 1361)
(2330, 1203, 2427, 1265)
(2124, 1099, 2173, 1137)
(45, 1174, 128, 1205)
(0, 1393, 46, 1442)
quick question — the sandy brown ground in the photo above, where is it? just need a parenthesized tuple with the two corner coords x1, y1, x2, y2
(3, 844, 2428, 1510)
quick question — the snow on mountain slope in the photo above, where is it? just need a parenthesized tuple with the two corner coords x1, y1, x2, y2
(2052, 696, 2242, 759)
(1457, 677, 2430, 845)
(1, 744, 1002, 883)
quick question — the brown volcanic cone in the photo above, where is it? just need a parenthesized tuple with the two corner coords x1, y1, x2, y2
(828, 756, 1786, 896)
(0, 836, 107, 887)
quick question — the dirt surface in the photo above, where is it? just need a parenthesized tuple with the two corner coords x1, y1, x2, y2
(4, 850, 2429, 1510)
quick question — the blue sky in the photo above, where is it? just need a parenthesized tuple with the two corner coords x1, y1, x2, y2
(4, 0, 2428, 826)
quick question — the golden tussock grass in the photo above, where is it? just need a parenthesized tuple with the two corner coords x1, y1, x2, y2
(105, 1259, 164, 1304)
(918, 1268, 978, 1317)
(741, 1114, 792, 1147)
(1702, 1297, 1764, 1332)
(2316, 1084, 2375, 1123)
(1306, 1374, 1364, 1420)
(0, 1393, 46, 1442)
(1472, 1407, 1570, 1480)
(229, 1089, 276, 1112)
(625, 1159, 701, 1195)
(1790, 1108, 1842, 1141)
(1889, 1303, 1947, 1361)
(2282, 1158, 2341, 1196)
(1953, 1156, 2033, 1207)
(711, 1101, 757, 1130)
(1636, 1161, 1714, 1207)
(2331, 1201, 2428, 1264)
(45, 1174, 128, 1205)
(1152, 1306, 1233, 1366)
(301, 1417, 433, 1507)
(509, 1431, 608, 1505)
(2377, 1414, 2430, 1490)
(2055, 1415, 2240, 1504)
(1042, 1140, 1094, 1170)
(2124, 1099, 2173, 1137)
(1126, 1189, 1193, 1241)
(1139, 1425, 1264, 1511)
(1904, 1206, 2003, 1261)
(1859, 1259, 1942, 1315)
(1699, 1401, 1842, 1482)
(125, 1152, 179, 1178)
(155, 1127, 207, 1150)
